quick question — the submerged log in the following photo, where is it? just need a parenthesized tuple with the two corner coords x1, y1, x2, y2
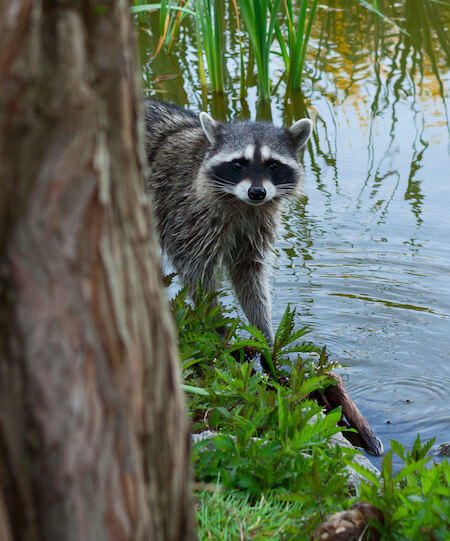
(313, 372, 384, 456)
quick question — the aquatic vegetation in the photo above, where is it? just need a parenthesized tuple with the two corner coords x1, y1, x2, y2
(235, 0, 282, 99)
(276, 0, 319, 92)
(194, 0, 225, 92)
(132, 0, 428, 95)
(131, 1, 195, 54)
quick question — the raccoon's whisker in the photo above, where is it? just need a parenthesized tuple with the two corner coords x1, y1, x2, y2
(214, 192, 232, 200)
(207, 185, 231, 196)
(209, 181, 228, 191)
(211, 174, 233, 186)
(209, 186, 234, 198)
(210, 185, 232, 195)
(275, 183, 294, 189)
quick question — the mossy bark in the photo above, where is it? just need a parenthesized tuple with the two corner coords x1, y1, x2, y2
(0, 1, 196, 540)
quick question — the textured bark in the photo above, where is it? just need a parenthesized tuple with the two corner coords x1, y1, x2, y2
(0, 1, 196, 540)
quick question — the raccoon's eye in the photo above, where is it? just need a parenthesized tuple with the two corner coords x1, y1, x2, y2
(266, 160, 279, 170)
(232, 159, 248, 171)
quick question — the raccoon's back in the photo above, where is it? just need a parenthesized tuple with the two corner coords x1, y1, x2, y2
(144, 99, 206, 161)
(144, 99, 213, 245)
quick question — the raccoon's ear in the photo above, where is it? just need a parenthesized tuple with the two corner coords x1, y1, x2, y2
(199, 112, 219, 144)
(288, 118, 313, 152)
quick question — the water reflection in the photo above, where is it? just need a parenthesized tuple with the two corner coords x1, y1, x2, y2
(137, 0, 450, 456)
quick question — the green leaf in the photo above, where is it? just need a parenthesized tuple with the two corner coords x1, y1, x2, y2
(181, 383, 209, 396)
(344, 458, 381, 486)
(130, 3, 195, 16)
(390, 439, 405, 460)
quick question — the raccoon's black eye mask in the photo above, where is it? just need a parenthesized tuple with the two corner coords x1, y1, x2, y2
(232, 159, 249, 171)
(210, 158, 296, 188)
(211, 161, 247, 185)
(266, 162, 297, 186)
(266, 160, 279, 170)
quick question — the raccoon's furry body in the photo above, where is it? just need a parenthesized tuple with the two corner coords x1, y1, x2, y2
(144, 99, 312, 342)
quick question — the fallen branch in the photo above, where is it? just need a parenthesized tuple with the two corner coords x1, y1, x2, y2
(313, 372, 384, 456)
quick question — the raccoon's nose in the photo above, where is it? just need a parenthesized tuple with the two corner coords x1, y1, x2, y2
(248, 186, 266, 201)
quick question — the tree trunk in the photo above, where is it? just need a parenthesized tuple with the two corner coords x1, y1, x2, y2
(0, 2, 196, 540)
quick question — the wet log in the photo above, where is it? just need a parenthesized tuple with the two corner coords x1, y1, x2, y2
(311, 501, 383, 541)
(313, 372, 383, 456)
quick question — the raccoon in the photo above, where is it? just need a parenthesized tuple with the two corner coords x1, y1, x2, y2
(144, 98, 312, 343)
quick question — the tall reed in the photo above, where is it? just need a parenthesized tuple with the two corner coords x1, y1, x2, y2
(194, 0, 225, 92)
(236, 0, 282, 100)
(133, 0, 420, 97)
(131, 2, 195, 56)
(275, 0, 319, 91)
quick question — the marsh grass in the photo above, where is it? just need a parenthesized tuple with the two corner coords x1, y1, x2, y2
(157, 0, 194, 55)
(275, 0, 319, 91)
(236, 0, 282, 99)
(131, 1, 195, 58)
(194, 0, 225, 92)
(132, 0, 434, 96)
(133, 0, 448, 95)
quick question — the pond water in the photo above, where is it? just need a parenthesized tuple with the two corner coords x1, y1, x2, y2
(137, 0, 450, 462)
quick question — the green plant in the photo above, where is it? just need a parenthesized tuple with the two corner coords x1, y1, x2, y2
(175, 291, 349, 510)
(195, 490, 311, 540)
(171, 284, 450, 539)
(348, 435, 450, 539)
(236, 0, 282, 100)
(172, 286, 236, 371)
(172, 286, 338, 429)
(191, 353, 351, 493)
(356, 0, 409, 35)
(131, 1, 195, 55)
(241, 305, 337, 379)
(275, 0, 319, 91)
(131, 2, 194, 18)
(194, 0, 225, 92)
(132, 0, 434, 97)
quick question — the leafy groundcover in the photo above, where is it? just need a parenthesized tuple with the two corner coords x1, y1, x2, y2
(172, 286, 450, 540)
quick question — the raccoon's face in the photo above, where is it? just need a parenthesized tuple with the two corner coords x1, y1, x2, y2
(197, 113, 313, 206)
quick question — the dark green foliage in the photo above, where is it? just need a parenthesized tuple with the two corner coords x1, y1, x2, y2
(191, 362, 351, 499)
(348, 435, 450, 540)
(171, 286, 237, 373)
(193, 423, 353, 500)
(171, 287, 450, 539)
(172, 287, 354, 534)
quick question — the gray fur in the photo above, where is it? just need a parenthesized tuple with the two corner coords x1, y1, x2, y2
(144, 99, 312, 343)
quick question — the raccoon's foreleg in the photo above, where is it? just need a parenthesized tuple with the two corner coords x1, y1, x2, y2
(180, 262, 217, 301)
(228, 258, 274, 344)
